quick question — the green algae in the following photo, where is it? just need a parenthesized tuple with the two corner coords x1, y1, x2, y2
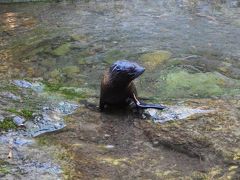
(0, 118, 17, 131)
(139, 50, 172, 70)
(159, 71, 225, 98)
(0, 159, 11, 177)
(51, 43, 71, 56)
(0, 166, 10, 175)
(44, 82, 88, 100)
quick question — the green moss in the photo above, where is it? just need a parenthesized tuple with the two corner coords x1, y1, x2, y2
(0, 118, 17, 131)
(44, 82, 87, 100)
(59, 87, 87, 99)
(7, 109, 34, 120)
(51, 43, 71, 56)
(1, 85, 19, 92)
(0, 166, 10, 175)
(104, 50, 127, 64)
(44, 82, 62, 91)
(159, 71, 225, 98)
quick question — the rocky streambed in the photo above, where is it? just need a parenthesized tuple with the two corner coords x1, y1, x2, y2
(0, 0, 240, 179)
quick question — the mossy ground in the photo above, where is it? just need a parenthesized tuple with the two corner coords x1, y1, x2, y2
(0, 160, 10, 176)
(0, 118, 17, 131)
(6, 109, 34, 120)
(43, 82, 88, 100)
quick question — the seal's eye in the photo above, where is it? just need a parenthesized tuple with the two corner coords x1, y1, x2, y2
(116, 66, 121, 71)
(129, 66, 135, 71)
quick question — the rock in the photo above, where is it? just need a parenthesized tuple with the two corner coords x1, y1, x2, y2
(144, 106, 213, 123)
(158, 71, 226, 98)
(13, 80, 32, 88)
(55, 101, 79, 115)
(0, 92, 21, 101)
(31, 82, 44, 93)
(13, 116, 26, 126)
(25, 112, 66, 137)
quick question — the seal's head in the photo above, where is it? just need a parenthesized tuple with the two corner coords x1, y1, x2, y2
(109, 60, 145, 85)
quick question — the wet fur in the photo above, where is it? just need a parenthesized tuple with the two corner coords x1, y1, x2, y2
(99, 60, 166, 111)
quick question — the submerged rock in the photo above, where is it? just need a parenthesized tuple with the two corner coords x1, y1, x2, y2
(62, 65, 80, 75)
(139, 50, 172, 70)
(159, 71, 226, 98)
(51, 43, 71, 56)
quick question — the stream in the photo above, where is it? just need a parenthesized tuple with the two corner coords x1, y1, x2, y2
(0, 0, 240, 179)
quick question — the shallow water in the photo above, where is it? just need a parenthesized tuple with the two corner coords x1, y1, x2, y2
(0, 0, 240, 179)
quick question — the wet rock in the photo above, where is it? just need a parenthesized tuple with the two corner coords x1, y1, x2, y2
(25, 112, 66, 137)
(13, 116, 25, 127)
(31, 82, 44, 93)
(0, 92, 21, 101)
(55, 101, 79, 115)
(139, 50, 172, 70)
(144, 106, 213, 123)
(13, 80, 32, 88)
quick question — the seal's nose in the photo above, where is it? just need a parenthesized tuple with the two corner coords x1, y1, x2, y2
(135, 66, 145, 77)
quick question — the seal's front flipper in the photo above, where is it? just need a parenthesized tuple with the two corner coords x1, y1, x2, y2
(132, 93, 166, 110)
(137, 102, 166, 110)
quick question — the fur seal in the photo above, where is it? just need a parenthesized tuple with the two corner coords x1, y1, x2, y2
(99, 60, 166, 111)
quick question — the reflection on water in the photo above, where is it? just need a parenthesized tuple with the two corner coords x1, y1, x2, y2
(2, 12, 18, 30)
(0, 12, 36, 31)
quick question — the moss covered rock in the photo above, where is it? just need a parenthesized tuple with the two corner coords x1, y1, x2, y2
(51, 43, 71, 56)
(161, 71, 225, 98)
